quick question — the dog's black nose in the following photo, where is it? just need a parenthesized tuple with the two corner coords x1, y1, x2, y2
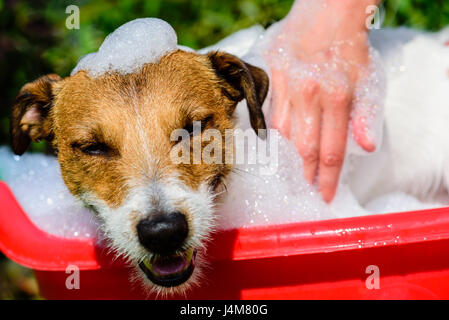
(137, 212, 188, 254)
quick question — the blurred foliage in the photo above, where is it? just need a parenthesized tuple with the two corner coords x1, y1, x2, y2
(0, 253, 40, 299)
(383, 0, 449, 30)
(0, 0, 448, 300)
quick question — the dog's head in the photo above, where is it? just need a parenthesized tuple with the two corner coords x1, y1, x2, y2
(10, 50, 268, 294)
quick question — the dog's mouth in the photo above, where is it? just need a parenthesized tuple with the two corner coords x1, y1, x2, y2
(139, 248, 196, 287)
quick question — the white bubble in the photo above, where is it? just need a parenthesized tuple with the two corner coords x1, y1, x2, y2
(71, 18, 178, 77)
(0, 147, 100, 239)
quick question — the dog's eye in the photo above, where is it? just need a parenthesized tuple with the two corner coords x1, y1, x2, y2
(183, 115, 213, 137)
(183, 122, 195, 136)
(72, 142, 111, 156)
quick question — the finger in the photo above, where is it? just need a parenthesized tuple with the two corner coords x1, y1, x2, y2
(351, 111, 376, 152)
(270, 68, 292, 139)
(319, 89, 351, 203)
(292, 79, 321, 184)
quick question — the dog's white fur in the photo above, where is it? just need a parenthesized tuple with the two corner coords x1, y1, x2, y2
(350, 28, 449, 204)
(80, 176, 216, 293)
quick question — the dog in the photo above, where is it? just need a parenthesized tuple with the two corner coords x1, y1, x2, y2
(10, 49, 269, 294)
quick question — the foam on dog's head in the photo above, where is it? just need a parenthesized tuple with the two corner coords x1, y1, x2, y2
(71, 18, 178, 77)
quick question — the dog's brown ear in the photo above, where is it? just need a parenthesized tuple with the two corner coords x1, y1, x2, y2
(10, 74, 62, 155)
(208, 51, 269, 139)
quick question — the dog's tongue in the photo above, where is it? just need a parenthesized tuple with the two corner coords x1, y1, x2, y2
(152, 255, 187, 276)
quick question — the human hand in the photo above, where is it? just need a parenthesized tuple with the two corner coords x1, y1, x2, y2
(265, 0, 381, 202)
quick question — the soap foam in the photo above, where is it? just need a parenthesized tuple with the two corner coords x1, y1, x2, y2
(215, 128, 368, 229)
(0, 147, 100, 239)
(365, 192, 443, 214)
(198, 25, 265, 58)
(71, 18, 178, 77)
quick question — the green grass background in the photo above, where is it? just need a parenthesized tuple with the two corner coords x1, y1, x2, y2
(0, 0, 448, 299)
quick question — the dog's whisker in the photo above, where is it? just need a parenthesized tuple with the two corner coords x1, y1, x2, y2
(231, 167, 265, 182)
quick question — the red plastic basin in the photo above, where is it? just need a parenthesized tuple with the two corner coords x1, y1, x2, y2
(1, 180, 449, 299)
